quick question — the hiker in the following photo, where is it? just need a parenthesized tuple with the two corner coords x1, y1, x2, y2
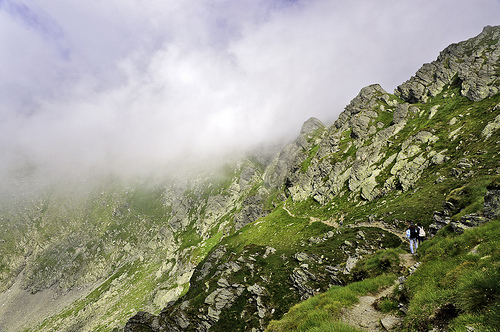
(417, 223, 426, 245)
(406, 222, 419, 255)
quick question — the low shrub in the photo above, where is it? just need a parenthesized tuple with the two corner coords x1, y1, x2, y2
(348, 249, 401, 282)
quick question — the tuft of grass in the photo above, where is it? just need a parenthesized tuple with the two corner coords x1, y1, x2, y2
(487, 174, 500, 190)
(302, 145, 321, 173)
(348, 248, 402, 282)
(457, 263, 500, 319)
(377, 297, 399, 313)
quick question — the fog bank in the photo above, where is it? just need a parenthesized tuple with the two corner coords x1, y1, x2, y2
(1, 0, 499, 187)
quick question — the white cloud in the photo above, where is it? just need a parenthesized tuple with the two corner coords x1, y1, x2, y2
(1, 0, 499, 185)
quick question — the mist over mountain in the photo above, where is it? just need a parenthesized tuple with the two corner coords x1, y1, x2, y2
(1, 0, 499, 193)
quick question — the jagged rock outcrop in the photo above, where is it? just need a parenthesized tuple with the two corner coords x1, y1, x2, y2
(278, 28, 500, 206)
(284, 83, 443, 203)
(233, 186, 269, 230)
(396, 25, 500, 103)
(263, 117, 325, 191)
(484, 188, 500, 219)
(481, 107, 500, 140)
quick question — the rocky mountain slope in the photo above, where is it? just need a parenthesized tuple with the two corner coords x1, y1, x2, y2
(124, 25, 500, 331)
(0, 26, 500, 332)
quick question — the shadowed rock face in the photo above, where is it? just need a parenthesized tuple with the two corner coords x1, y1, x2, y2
(396, 25, 500, 103)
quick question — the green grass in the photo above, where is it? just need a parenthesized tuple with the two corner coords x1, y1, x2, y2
(398, 219, 500, 331)
(347, 248, 402, 282)
(265, 274, 396, 332)
(265, 218, 500, 332)
(227, 206, 315, 251)
(302, 144, 321, 173)
(445, 178, 490, 221)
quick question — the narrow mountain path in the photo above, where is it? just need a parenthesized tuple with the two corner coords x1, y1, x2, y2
(281, 203, 406, 241)
(399, 253, 417, 269)
(340, 284, 399, 331)
(345, 221, 407, 242)
(340, 253, 416, 331)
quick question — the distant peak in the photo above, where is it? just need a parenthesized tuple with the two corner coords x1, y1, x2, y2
(300, 117, 324, 135)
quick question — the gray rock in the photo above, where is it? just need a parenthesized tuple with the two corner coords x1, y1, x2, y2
(343, 256, 359, 274)
(457, 159, 473, 169)
(196, 246, 227, 281)
(435, 175, 446, 183)
(430, 151, 448, 165)
(125, 311, 161, 332)
(234, 189, 268, 230)
(484, 188, 500, 219)
(408, 262, 422, 275)
(335, 84, 388, 129)
(262, 246, 276, 258)
(294, 252, 311, 262)
(468, 245, 481, 255)
(396, 26, 500, 103)
(290, 268, 316, 300)
(380, 316, 400, 330)
(482, 114, 500, 140)
(428, 211, 451, 236)
(350, 114, 372, 139)
(393, 103, 409, 124)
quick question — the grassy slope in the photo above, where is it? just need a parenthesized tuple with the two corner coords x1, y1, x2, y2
(259, 84, 500, 331)
(265, 274, 396, 332)
(402, 218, 500, 331)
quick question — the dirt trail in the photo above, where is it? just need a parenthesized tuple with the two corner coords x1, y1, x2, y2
(344, 221, 407, 243)
(399, 253, 417, 269)
(341, 285, 399, 331)
(340, 253, 416, 331)
(282, 203, 406, 241)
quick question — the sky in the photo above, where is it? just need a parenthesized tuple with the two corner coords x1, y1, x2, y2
(1, 0, 500, 185)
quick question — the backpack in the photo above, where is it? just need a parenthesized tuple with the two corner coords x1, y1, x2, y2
(419, 226, 426, 237)
(409, 226, 419, 239)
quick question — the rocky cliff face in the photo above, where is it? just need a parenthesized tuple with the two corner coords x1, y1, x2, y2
(396, 25, 500, 103)
(124, 26, 500, 332)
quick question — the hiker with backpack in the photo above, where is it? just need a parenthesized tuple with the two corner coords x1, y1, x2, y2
(406, 222, 419, 255)
(417, 223, 426, 245)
